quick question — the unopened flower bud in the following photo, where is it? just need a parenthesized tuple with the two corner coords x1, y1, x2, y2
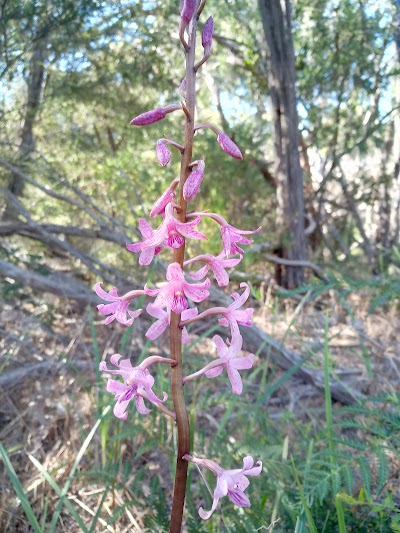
(156, 140, 171, 166)
(180, 0, 196, 24)
(130, 104, 181, 126)
(202, 17, 214, 54)
(183, 160, 205, 201)
(150, 178, 179, 217)
(217, 132, 243, 160)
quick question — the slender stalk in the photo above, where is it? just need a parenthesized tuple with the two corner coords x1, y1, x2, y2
(169, 7, 200, 532)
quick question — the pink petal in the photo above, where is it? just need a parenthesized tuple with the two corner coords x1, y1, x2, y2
(110, 353, 123, 366)
(210, 261, 229, 287)
(139, 246, 156, 265)
(226, 366, 243, 394)
(244, 461, 263, 477)
(205, 365, 224, 378)
(94, 282, 117, 302)
(139, 218, 154, 239)
(190, 264, 209, 280)
(146, 303, 167, 320)
(106, 378, 126, 394)
(175, 223, 207, 241)
(182, 327, 190, 344)
(135, 395, 152, 415)
(227, 489, 250, 507)
(212, 335, 228, 358)
(167, 262, 185, 281)
(230, 283, 250, 309)
(145, 317, 168, 340)
(232, 355, 254, 371)
(181, 307, 198, 321)
(113, 399, 130, 420)
(126, 242, 142, 253)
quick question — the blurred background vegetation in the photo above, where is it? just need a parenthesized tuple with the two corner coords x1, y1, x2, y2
(1, 0, 400, 531)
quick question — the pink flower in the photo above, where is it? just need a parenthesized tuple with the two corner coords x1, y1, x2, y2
(126, 218, 164, 266)
(202, 16, 214, 54)
(183, 334, 254, 394)
(129, 204, 206, 262)
(184, 455, 262, 520)
(156, 139, 171, 166)
(149, 178, 179, 218)
(183, 160, 205, 201)
(145, 304, 198, 344)
(220, 222, 261, 257)
(145, 262, 210, 314)
(217, 132, 243, 159)
(94, 283, 143, 326)
(100, 354, 173, 419)
(204, 335, 254, 394)
(130, 104, 181, 126)
(180, 0, 196, 24)
(186, 251, 243, 287)
(219, 282, 254, 339)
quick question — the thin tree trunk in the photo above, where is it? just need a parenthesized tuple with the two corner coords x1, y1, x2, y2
(258, 0, 306, 289)
(7, 43, 46, 200)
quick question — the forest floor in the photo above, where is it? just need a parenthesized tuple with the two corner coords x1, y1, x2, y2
(1, 288, 400, 532)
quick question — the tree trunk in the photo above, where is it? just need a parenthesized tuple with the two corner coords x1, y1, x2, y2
(258, 0, 306, 288)
(7, 43, 46, 199)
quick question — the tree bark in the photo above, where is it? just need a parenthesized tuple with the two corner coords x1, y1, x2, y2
(258, 0, 306, 288)
(7, 43, 46, 202)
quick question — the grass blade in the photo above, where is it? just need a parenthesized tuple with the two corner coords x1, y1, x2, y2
(0, 442, 42, 533)
(28, 454, 89, 532)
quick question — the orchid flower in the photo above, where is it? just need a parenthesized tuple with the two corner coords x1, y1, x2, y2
(218, 282, 254, 339)
(145, 262, 210, 314)
(187, 211, 261, 257)
(100, 354, 174, 419)
(184, 455, 262, 520)
(183, 334, 255, 394)
(185, 251, 243, 287)
(180, 282, 254, 343)
(129, 204, 206, 264)
(94, 283, 144, 326)
(126, 218, 164, 266)
(146, 304, 198, 344)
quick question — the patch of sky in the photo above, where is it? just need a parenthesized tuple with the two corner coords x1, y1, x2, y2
(219, 88, 257, 123)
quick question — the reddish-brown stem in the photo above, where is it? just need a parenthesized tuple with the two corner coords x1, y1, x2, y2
(169, 7, 200, 533)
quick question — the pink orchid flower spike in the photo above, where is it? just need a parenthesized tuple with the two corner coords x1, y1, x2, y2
(129, 203, 207, 262)
(145, 262, 210, 314)
(100, 354, 174, 419)
(185, 252, 243, 287)
(184, 455, 262, 520)
(94, 283, 143, 326)
(145, 304, 198, 344)
(183, 334, 255, 394)
(219, 282, 254, 339)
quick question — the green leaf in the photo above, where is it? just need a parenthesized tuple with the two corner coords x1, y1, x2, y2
(0, 442, 42, 533)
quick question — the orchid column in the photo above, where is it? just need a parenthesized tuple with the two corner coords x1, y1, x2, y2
(94, 2, 262, 532)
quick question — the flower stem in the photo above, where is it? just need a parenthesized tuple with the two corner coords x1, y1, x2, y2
(169, 7, 199, 532)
